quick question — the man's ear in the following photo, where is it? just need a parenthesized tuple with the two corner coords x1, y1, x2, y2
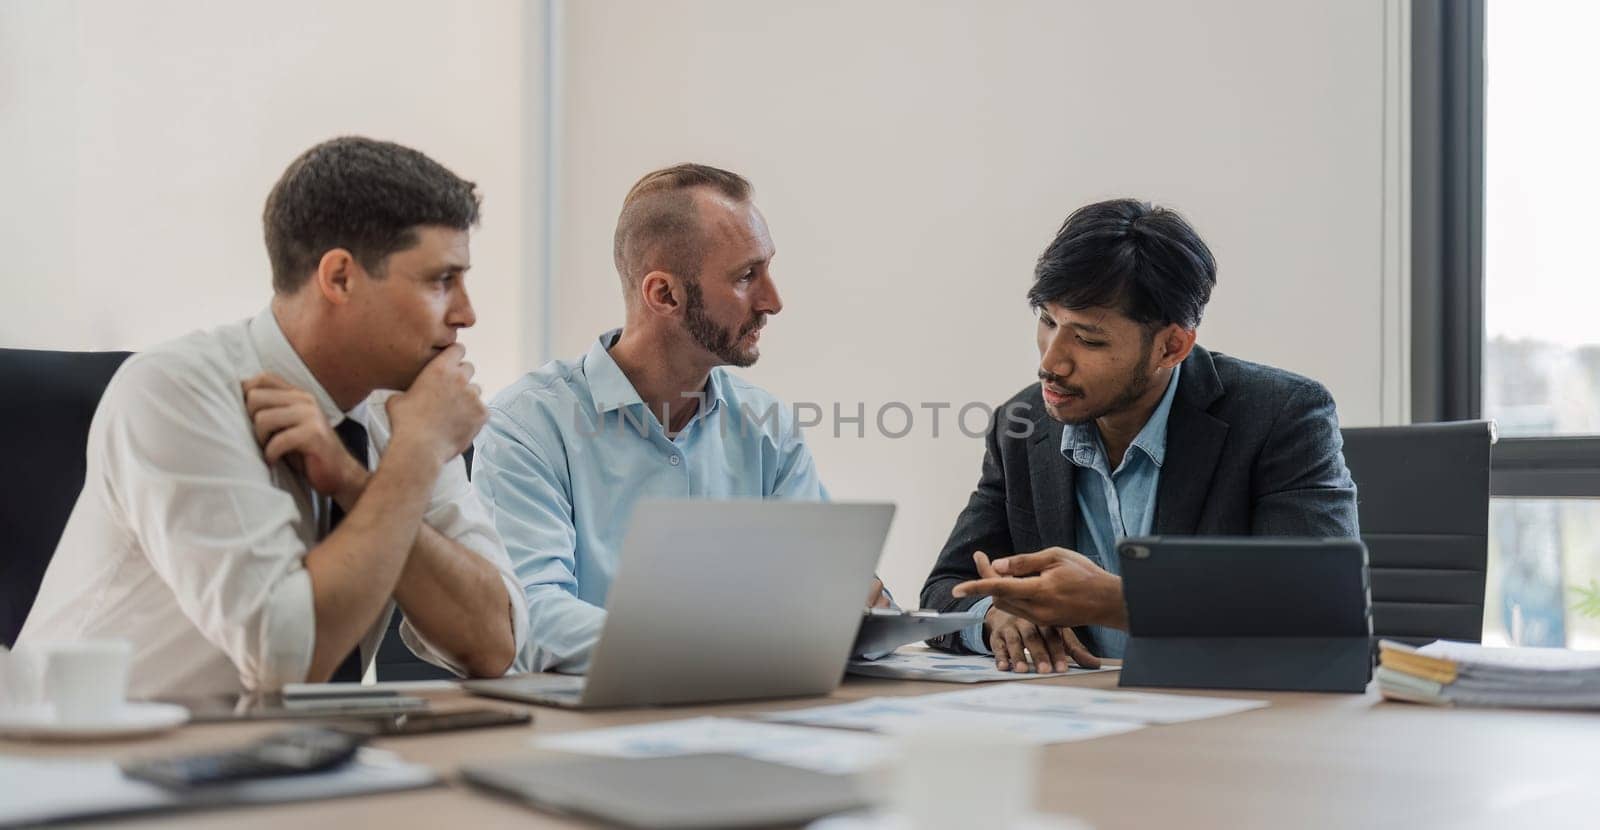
(312, 249, 359, 305)
(1156, 324, 1198, 369)
(638, 270, 684, 317)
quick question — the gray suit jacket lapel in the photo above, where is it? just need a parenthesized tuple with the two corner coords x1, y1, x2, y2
(1155, 346, 1229, 534)
(1029, 414, 1076, 548)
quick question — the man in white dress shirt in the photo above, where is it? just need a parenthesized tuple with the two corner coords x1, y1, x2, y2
(17, 136, 527, 697)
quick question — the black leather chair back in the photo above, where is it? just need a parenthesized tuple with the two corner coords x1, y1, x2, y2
(1340, 421, 1494, 646)
(0, 348, 132, 647)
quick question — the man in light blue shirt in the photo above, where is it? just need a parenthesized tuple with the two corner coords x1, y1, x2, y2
(473, 164, 887, 672)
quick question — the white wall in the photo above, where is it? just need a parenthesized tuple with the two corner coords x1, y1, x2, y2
(554, 0, 1396, 599)
(2, 0, 1401, 605)
(0, 0, 539, 397)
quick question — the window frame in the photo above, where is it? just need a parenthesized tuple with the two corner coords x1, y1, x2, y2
(1411, 0, 1600, 498)
(1411, 0, 1483, 425)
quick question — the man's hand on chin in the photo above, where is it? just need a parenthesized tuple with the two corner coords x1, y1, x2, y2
(952, 547, 1129, 631)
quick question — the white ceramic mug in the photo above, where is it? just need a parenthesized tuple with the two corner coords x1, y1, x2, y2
(0, 646, 46, 706)
(44, 640, 132, 723)
(887, 719, 1039, 830)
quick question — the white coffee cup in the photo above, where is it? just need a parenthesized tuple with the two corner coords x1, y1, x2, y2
(0, 646, 47, 706)
(44, 640, 132, 723)
(887, 719, 1039, 830)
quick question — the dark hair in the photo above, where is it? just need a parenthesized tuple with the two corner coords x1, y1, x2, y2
(263, 136, 481, 294)
(612, 163, 752, 286)
(1027, 199, 1216, 330)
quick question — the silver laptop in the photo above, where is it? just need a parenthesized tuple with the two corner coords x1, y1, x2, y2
(461, 754, 869, 829)
(464, 500, 895, 709)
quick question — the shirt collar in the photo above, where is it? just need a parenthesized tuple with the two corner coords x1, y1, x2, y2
(582, 328, 729, 418)
(583, 330, 644, 414)
(247, 306, 351, 426)
(1060, 363, 1183, 468)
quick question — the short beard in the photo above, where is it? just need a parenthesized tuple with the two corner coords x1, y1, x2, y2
(683, 277, 763, 367)
(1053, 333, 1157, 426)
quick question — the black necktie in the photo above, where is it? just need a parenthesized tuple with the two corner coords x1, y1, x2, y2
(328, 417, 368, 683)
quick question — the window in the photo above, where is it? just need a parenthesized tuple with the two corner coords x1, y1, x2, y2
(1483, 0, 1600, 441)
(1486, 500, 1600, 648)
(1418, 0, 1600, 648)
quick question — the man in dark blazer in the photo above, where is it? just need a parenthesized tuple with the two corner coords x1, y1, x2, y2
(921, 199, 1359, 672)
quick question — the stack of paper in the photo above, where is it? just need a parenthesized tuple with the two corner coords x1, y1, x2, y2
(1378, 639, 1600, 709)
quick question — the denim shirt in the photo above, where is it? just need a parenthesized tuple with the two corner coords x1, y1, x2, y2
(962, 365, 1181, 659)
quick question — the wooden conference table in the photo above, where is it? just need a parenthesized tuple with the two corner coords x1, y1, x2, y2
(6, 667, 1600, 830)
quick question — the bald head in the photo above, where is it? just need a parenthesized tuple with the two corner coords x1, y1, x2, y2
(612, 164, 752, 303)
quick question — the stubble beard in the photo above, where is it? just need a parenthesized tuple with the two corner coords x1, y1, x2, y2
(1051, 335, 1158, 426)
(683, 277, 763, 368)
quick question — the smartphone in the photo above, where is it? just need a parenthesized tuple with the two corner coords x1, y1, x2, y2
(121, 727, 366, 788)
(333, 708, 532, 736)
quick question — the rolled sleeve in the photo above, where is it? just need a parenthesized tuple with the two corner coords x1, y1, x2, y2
(364, 397, 532, 676)
(256, 569, 316, 688)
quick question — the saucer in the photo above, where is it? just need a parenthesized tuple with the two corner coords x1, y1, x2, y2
(810, 812, 1093, 830)
(0, 702, 190, 741)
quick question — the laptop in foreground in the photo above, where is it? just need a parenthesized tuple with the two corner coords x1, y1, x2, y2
(464, 499, 895, 709)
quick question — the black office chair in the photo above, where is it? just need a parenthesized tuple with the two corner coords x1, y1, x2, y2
(1340, 421, 1494, 646)
(374, 447, 476, 681)
(0, 348, 132, 647)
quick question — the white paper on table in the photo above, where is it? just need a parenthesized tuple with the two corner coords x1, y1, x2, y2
(846, 650, 1118, 683)
(763, 697, 1143, 745)
(923, 684, 1268, 724)
(534, 716, 893, 775)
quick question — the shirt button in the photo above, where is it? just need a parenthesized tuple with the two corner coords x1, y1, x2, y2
(669, 455, 681, 466)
